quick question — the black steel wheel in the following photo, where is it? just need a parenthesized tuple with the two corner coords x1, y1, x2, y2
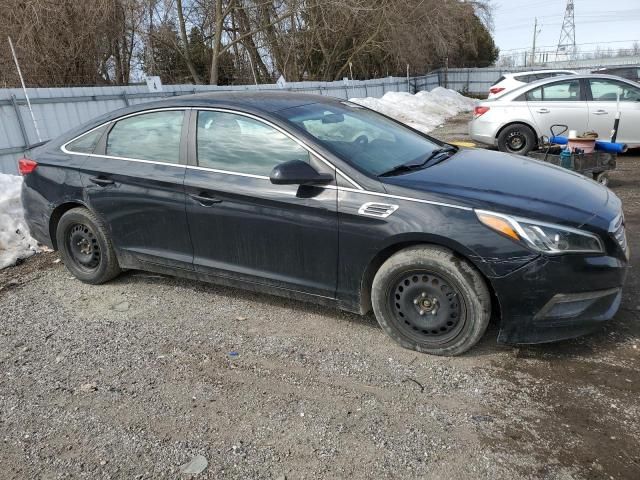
(371, 246, 491, 356)
(497, 123, 536, 155)
(66, 223, 101, 272)
(390, 271, 466, 346)
(56, 207, 121, 284)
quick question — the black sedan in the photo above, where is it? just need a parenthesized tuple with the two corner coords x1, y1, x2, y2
(20, 92, 629, 356)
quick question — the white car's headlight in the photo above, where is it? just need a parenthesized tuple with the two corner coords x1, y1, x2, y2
(475, 210, 604, 254)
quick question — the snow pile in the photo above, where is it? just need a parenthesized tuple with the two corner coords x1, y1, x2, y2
(350, 87, 476, 134)
(0, 173, 40, 269)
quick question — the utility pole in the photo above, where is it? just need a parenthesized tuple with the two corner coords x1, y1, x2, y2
(556, 0, 577, 61)
(531, 17, 537, 67)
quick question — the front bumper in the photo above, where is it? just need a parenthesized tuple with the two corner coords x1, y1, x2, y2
(491, 253, 628, 344)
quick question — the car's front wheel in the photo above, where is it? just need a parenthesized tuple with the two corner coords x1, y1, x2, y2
(497, 123, 537, 155)
(56, 207, 121, 284)
(371, 246, 491, 356)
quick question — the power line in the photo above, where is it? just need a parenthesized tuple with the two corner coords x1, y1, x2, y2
(500, 39, 640, 53)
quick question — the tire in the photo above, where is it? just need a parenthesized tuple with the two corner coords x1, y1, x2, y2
(56, 207, 121, 284)
(371, 246, 491, 356)
(594, 171, 609, 186)
(497, 123, 537, 155)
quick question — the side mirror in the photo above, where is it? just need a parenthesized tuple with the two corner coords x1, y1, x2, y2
(270, 160, 333, 186)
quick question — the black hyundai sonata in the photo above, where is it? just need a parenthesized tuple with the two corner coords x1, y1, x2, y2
(20, 92, 629, 356)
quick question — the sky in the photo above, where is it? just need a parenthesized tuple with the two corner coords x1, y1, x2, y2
(491, 0, 640, 56)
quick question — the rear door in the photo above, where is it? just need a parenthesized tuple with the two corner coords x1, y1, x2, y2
(184, 109, 338, 297)
(78, 108, 193, 269)
(525, 78, 589, 137)
(586, 78, 640, 145)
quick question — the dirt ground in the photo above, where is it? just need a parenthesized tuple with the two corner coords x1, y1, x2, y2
(1, 114, 639, 479)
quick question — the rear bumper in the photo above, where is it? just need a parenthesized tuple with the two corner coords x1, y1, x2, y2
(21, 184, 54, 249)
(468, 119, 497, 146)
(491, 253, 628, 344)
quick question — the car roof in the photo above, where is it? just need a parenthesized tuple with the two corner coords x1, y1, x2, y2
(526, 73, 640, 87)
(45, 91, 345, 149)
(490, 73, 640, 102)
(593, 65, 640, 71)
(134, 90, 339, 114)
(506, 69, 576, 78)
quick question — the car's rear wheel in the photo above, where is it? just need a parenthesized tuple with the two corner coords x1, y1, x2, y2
(56, 207, 120, 284)
(497, 123, 537, 155)
(371, 246, 491, 356)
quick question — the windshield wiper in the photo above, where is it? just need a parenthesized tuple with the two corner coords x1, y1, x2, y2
(377, 145, 458, 177)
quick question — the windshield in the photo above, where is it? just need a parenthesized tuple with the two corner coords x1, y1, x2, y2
(277, 102, 441, 176)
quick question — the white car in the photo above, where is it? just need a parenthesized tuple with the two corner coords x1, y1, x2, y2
(488, 70, 577, 98)
(470, 74, 640, 154)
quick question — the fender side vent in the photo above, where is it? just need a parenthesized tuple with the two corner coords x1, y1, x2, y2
(358, 202, 399, 218)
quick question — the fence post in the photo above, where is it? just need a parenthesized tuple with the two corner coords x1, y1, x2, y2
(444, 57, 449, 89)
(121, 91, 130, 106)
(10, 94, 30, 150)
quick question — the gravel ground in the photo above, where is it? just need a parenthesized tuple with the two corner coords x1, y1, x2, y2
(1, 114, 639, 479)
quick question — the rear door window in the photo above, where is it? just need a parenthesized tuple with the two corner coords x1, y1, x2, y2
(526, 79, 582, 101)
(106, 110, 184, 163)
(196, 111, 310, 176)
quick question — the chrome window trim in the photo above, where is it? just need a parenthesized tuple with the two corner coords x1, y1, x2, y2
(60, 106, 363, 190)
(59, 107, 475, 211)
(60, 107, 188, 162)
(61, 123, 111, 153)
(187, 164, 269, 180)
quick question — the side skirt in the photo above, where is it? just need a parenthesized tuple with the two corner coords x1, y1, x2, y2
(119, 253, 350, 313)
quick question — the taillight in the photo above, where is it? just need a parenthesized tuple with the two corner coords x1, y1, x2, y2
(474, 106, 490, 118)
(18, 157, 38, 175)
(489, 87, 505, 95)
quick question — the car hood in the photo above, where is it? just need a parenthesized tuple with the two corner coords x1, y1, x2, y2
(380, 148, 616, 229)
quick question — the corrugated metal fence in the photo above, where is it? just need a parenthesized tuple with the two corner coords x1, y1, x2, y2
(2, 62, 630, 174)
(0, 76, 412, 174)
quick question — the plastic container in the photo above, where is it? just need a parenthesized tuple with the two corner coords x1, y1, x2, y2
(567, 137, 596, 154)
(560, 148, 573, 169)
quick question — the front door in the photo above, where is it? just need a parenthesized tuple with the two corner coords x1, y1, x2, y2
(525, 78, 589, 137)
(184, 109, 339, 297)
(79, 109, 193, 269)
(586, 78, 640, 146)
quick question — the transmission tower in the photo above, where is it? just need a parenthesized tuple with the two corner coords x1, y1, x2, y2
(556, 0, 577, 61)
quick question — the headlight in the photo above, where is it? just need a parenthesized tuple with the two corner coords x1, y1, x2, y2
(475, 210, 604, 254)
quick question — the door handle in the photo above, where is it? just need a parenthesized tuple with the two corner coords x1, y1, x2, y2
(189, 193, 222, 207)
(89, 176, 114, 186)
(536, 108, 550, 114)
(592, 109, 608, 115)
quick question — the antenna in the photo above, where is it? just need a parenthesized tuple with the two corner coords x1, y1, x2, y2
(556, 0, 576, 61)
